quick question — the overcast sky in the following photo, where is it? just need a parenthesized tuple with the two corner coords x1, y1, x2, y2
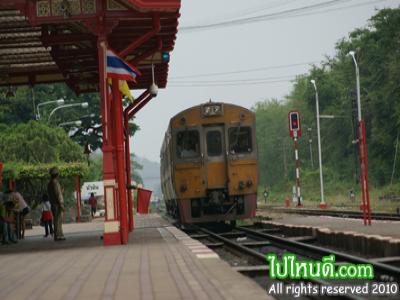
(131, 0, 400, 162)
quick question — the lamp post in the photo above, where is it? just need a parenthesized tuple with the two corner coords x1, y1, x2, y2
(348, 50, 371, 225)
(36, 99, 65, 120)
(48, 102, 89, 124)
(307, 127, 314, 168)
(349, 51, 361, 122)
(310, 79, 326, 209)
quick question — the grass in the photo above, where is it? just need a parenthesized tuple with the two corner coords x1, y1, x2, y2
(259, 183, 400, 213)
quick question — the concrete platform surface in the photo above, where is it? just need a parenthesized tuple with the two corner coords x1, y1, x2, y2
(0, 214, 272, 300)
(259, 211, 400, 239)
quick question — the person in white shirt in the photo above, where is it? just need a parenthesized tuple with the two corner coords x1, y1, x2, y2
(41, 194, 54, 238)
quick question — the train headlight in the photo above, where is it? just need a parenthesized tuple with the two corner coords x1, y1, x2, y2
(180, 183, 187, 193)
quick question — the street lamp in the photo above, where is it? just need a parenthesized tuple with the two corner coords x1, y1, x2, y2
(48, 102, 89, 124)
(36, 99, 65, 120)
(58, 120, 82, 127)
(348, 50, 372, 225)
(348, 51, 361, 122)
(307, 127, 314, 168)
(310, 79, 326, 209)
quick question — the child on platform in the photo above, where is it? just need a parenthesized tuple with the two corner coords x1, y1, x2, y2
(41, 194, 53, 238)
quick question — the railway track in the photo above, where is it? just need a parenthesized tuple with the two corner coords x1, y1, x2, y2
(184, 223, 400, 300)
(262, 206, 400, 221)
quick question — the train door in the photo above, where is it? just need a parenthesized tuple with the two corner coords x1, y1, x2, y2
(203, 126, 227, 189)
(226, 125, 257, 195)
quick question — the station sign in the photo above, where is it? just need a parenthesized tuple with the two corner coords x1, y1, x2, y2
(81, 181, 104, 200)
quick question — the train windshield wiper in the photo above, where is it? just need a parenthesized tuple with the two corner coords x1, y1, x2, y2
(230, 124, 241, 153)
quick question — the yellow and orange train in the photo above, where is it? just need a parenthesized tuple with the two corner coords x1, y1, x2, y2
(160, 102, 258, 223)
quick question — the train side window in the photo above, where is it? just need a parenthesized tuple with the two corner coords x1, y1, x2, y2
(228, 127, 252, 154)
(206, 131, 222, 156)
(176, 130, 200, 159)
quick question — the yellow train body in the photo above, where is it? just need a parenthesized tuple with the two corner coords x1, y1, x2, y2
(160, 102, 258, 223)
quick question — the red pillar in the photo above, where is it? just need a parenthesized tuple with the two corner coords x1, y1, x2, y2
(124, 91, 151, 232)
(359, 120, 372, 225)
(112, 79, 129, 244)
(75, 176, 81, 223)
(124, 117, 134, 232)
(9, 176, 13, 191)
(98, 39, 121, 245)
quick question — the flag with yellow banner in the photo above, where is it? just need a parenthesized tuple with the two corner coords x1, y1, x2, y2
(107, 78, 135, 102)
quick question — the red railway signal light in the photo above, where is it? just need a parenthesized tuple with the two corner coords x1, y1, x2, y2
(290, 114, 299, 130)
(288, 111, 302, 138)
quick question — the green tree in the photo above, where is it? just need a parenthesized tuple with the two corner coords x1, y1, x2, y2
(255, 8, 400, 198)
(0, 121, 85, 207)
(0, 83, 139, 151)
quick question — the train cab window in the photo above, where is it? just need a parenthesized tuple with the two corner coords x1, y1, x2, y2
(176, 130, 200, 159)
(228, 127, 252, 154)
(206, 131, 222, 156)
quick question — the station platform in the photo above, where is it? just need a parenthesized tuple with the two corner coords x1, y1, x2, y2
(0, 214, 272, 300)
(258, 210, 400, 258)
(258, 210, 400, 239)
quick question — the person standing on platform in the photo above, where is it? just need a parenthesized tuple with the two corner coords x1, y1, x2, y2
(9, 190, 30, 239)
(0, 200, 17, 244)
(88, 193, 97, 219)
(41, 194, 53, 238)
(47, 167, 65, 241)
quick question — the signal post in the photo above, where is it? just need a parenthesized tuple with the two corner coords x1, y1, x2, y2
(288, 111, 302, 207)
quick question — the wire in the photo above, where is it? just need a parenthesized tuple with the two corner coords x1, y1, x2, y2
(170, 74, 298, 84)
(180, 0, 351, 31)
(170, 61, 318, 79)
(180, 0, 390, 32)
(279, 0, 392, 19)
(201, 0, 299, 23)
(168, 78, 295, 88)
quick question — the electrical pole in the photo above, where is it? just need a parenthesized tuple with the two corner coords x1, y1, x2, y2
(311, 80, 326, 208)
(391, 131, 399, 185)
(349, 50, 371, 225)
(293, 134, 301, 207)
(308, 127, 314, 168)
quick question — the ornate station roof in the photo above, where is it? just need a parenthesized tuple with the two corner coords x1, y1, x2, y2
(0, 0, 181, 94)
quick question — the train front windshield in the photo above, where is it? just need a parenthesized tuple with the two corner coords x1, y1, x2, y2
(206, 130, 222, 156)
(228, 127, 252, 154)
(176, 130, 200, 159)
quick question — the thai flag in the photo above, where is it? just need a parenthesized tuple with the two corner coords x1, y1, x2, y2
(106, 49, 141, 82)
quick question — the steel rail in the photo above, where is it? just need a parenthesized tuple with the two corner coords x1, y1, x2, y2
(238, 226, 400, 280)
(198, 227, 266, 261)
(196, 226, 363, 300)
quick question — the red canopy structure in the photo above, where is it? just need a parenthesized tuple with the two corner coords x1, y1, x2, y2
(0, 0, 181, 245)
(0, 0, 180, 92)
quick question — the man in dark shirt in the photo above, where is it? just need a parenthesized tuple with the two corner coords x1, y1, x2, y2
(88, 193, 97, 218)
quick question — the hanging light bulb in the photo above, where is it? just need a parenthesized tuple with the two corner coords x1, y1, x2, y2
(149, 63, 158, 97)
